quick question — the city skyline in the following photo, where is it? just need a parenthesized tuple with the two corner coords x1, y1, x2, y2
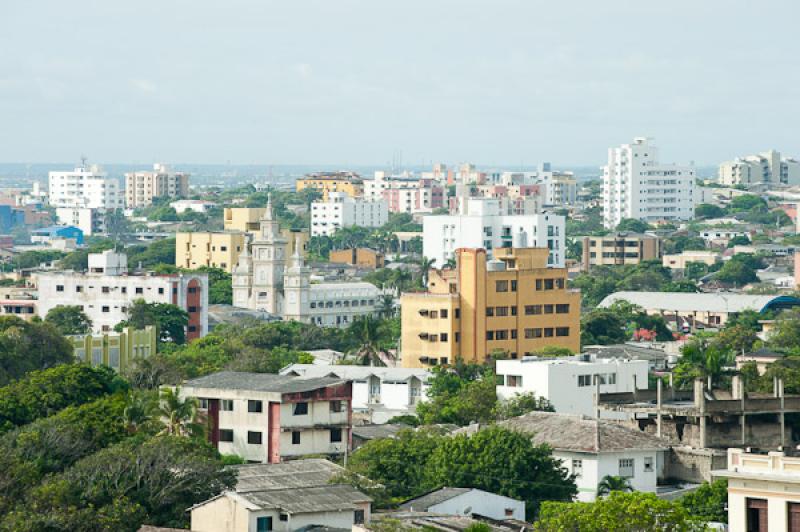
(1, 1, 799, 166)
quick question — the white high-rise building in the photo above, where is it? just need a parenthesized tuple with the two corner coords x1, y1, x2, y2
(310, 192, 388, 237)
(718, 149, 800, 186)
(603, 137, 696, 229)
(422, 197, 565, 268)
(48, 162, 123, 209)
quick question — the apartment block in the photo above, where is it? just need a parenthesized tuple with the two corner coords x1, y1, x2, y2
(296, 171, 363, 200)
(310, 192, 388, 237)
(48, 163, 124, 209)
(603, 137, 696, 229)
(400, 247, 581, 368)
(719, 149, 800, 187)
(55, 207, 105, 236)
(176, 231, 246, 273)
(329, 248, 385, 269)
(71, 326, 157, 372)
(37, 250, 208, 340)
(581, 232, 662, 271)
(423, 197, 565, 268)
(124, 163, 190, 208)
(178, 371, 353, 463)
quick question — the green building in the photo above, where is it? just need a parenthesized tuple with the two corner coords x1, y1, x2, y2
(71, 326, 157, 372)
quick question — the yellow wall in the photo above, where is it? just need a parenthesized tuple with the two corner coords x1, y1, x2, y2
(401, 247, 581, 368)
(296, 178, 363, 200)
(223, 207, 264, 232)
(176, 232, 246, 273)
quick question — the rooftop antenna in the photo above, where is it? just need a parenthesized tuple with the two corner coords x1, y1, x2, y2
(80, 155, 88, 170)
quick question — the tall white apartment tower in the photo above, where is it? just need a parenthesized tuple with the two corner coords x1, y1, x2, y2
(48, 161, 123, 209)
(602, 138, 696, 229)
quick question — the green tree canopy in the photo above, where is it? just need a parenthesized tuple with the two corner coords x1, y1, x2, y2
(116, 299, 189, 344)
(694, 204, 724, 219)
(615, 218, 652, 233)
(416, 364, 497, 426)
(45, 305, 93, 335)
(679, 479, 727, 524)
(0, 316, 74, 385)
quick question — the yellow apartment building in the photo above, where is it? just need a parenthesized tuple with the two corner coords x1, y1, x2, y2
(296, 172, 364, 200)
(401, 247, 581, 368)
(176, 232, 246, 273)
(581, 232, 662, 271)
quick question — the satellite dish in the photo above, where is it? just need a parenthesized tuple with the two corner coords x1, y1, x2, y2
(463, 506, 472, 515)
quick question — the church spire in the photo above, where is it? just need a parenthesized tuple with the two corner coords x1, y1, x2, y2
(264, 192, 274, 221)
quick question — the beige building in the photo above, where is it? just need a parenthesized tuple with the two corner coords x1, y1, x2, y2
(714, 448, 800, 532)
(223, 208, 309, 257)
(296, 171, 363, 200)
(662, 250, 720, 270)
(124, 163, 189, 208)
(176, 231, 246, 273)
(581, 232, 662, 271)
(400, 247, 581, 368)
(329, 248, 385, 269)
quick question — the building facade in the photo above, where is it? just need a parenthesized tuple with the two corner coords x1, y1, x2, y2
(176, 231, 246, 273)
(496, 355, 649, 418)
(124, 163, 190, 208)
(37, 250, 208, 340)
(232, 198, 381, 327)
(310, 192, 388, 237)
(71, 326, 157, 372)
(719, 149, 800, 187)
(48, 163, 124, 209)
(296, 171, 364, 200)
(178, 371, 353, 463)
(423, 198, 565, 268)
(55, 207, 105, 236)
(581, 232, 662, 271)
(401, 247, 581, 368)
(329, 248, 385, 269)
(714, 448, 800, 532)
(603, 137, 696, 229)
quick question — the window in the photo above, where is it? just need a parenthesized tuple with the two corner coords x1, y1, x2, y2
(248, 400, 263, 413)
(556, 278, 565, 289)
(293, 402, 308, 415)
(572, 459, 583, 476)
(578, 375, 592, 387)
(279, 514, 288, 522)
(102, 306, 110, 313)
(544, 304, 554, 314)
(188, 286, 198, 293)
(556, 327, 570, 337)
(56, 285, 64, 292)
(507, 375, 523, 387)
(556, 304, 570, 314)
(135, 287, 143, 294)
(330, 400, 343, 413)
(440, 333, 448, 342)
(486, 307, 494, 317)
(256, 516, 273, 532)
(619, 458, 634, 478)
(496, 374, 505, 385)
(495, 330, 508, 340)
(511, 329, 517, 339)
(247, 431, 263, 445)
(535, 279, 542, 290)
(505, 508, 514, 517)
(199, 398, 209, 409)
(644, 456, 654, 472)
(544, 279, 554, 290)
(221, 399, 234, 411)
(354, 510, 365, 525)
(544, 328, 554, 337)
(330, 428, 343, 442)
(495, 280, 508, 292)
(292, 431, 301, 444)
(430, 310, 438, 319)
(158, 287, 164, 294)
(530, 305, 543, 315)
(440, 309, 448, 318)
(219, 429, 234, 442)
(486, 331, 494, 341)
(455, 309, 460, 319)
(188, 306, 198, 313)
(511, 306, 517, 316)
(495, 306, 509, 316)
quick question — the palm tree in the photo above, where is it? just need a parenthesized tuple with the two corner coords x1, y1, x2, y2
(122, 392, 152, 434)
(377, 294, 395, 319)
(419, 256, 436, 286)
(680, 339, 733, 389)
(347, 316, 392, 366)
(596, 475, 633, 497)
(158, 387, 206, 438)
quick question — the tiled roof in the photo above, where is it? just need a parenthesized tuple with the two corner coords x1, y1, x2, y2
(237, 484, 370, 513)
(183, 371, 346, 393)
(230, 459, 345, 493)
(281, 364, 430, 382)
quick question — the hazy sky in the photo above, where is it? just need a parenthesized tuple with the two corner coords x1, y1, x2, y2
(1, 0, 798, 167)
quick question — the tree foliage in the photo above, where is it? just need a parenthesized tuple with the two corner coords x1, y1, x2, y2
(416, 364, 497, 426)
(679, 479, 727, 524)
(116, 299, 189, 344)
(581, 301, 672, 346)
(0, 316, 74, 386)
(44, 305, 93, 335)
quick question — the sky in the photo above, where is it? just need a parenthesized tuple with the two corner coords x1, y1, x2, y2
(1, 0, 799, 167)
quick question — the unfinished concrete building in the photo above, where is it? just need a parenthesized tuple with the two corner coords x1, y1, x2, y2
(599, 377, 798, 482)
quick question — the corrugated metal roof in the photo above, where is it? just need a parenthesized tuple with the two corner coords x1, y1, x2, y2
(183, 371, 346, 393)
(398, 487, 472, 510)
(599, 291, 800, 314)
(230, 459, 345, 493)
(238, 484, 371, 513)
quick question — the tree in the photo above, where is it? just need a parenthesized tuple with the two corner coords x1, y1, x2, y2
(377, 294, 395, 319)
(0, 316, 74, 385)
(494, 392, 554, 419)
(765, 309, 800, 351)
(615, 218, 651, 233)
(157, 387, 205, 438)
(727, 194, 767, 213)
(426, 426, 576, 518)
(535, 491, 700, 532)
(347, 315, 392, 366)
(416, 367, 497, 426)
(715, 259, 758, 286)
(116, 299, 189, 344)
(679, 479, 727, 523)
(596, 475, 633, 496)
(45, 305, 93, 335)
(673, 337, 734, 389)
(695, 204, 724, 219)
(196, 267, 232, 305)
(126, 238, 176, 269)
(727, 234, 751, 247)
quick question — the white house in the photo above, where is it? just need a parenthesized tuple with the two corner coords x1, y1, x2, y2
(48, 162, 124, 209)
(310, 192, 388, 237)
(36, 249, 208, 340)
(496, 355, 649, 418)
(280, 364, 431, 423)
(190, 459, 371, 532)
(179, 371, 353, 463)
(399, 487, 525, 521)
(603, 137, 696, 229)
(422, 197, 565, 268)
(699, 229, 749, 243)
(459, 411, 670, 502)
(170, 199, 216, 214)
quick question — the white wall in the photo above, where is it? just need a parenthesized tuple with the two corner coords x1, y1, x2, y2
(427, 490, 525, 521)
(554, 449, 661, 502)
